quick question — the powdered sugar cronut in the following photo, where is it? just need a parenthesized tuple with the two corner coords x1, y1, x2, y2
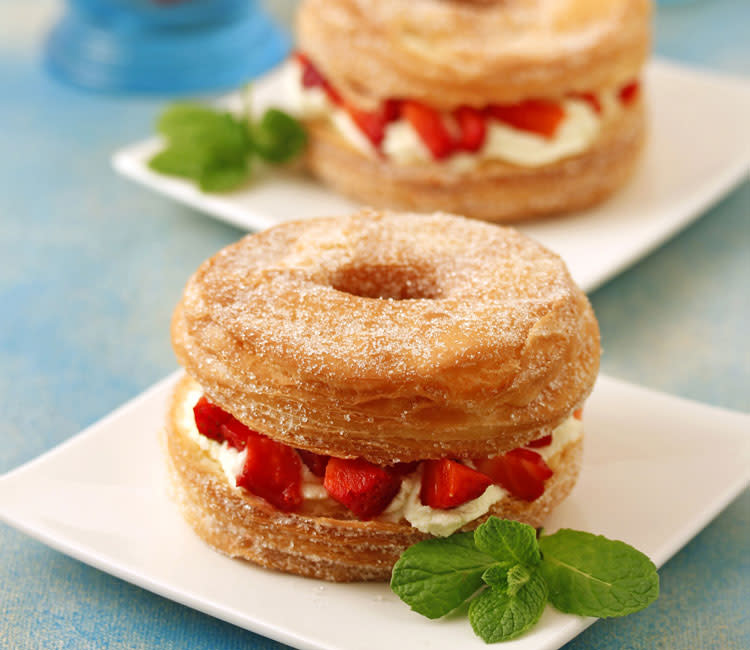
(172, 210, 600, 463)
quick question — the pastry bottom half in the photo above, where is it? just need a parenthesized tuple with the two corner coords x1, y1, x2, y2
(304, 103, 645, 223)
(164, 375, 583, 582)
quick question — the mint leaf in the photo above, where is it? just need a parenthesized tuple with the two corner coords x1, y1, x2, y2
(506, 564, 532, 596)
(469, 570, 548, 643)
(150, 101, 305, 192)
(481, 565, 511, 590)
(149, 144, 213, 179)
(199, 163, 249, 192)
(474, 517, 540, 568)
(539, 529, 659, 618)
(151, 103, 251, 190)
(149, 138, 249, 190)
(482, 563, 532, 596)
(251, 109, 307, 163)
(390, 532, 497, 619)
(157, 104, 249, 155)
(157, 103, 219, 138)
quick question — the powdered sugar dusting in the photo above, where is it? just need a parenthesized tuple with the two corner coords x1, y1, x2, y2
(173, 210, 600, 462)
(192, 211, 567, 376)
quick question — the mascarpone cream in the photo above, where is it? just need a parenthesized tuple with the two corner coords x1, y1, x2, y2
(282, 59, 606, 168)
(179, 383, 583, 533)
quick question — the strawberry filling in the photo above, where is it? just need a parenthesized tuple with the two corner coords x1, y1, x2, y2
(420, 459, 493, 509)
(453, 105, 487, 152)
(220, 419, 256, 451)
(298, 449, 330, 477)
(192, 396, 235, 444)
(569, 92, 602, 115)
(344, 102, 393, 148)
(323, 457, 402, 519)
(485, 99, 565, 138)
(619, 81, 641, 105)
(236, 432, 303, 512)
(192, 395, 575, 517)
(474, 448, 554, 503)
(295, 51, 341, 105)
(292, 51, 638, 160)
(402, 100, 455, 159)
(526, 434, 552, 448)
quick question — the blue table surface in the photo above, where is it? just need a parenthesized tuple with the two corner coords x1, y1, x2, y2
(1, 1, 748, 648)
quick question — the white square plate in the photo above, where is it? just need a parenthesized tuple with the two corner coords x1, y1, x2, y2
(1, 373, 748, 650)
(112, 59, 750, 292)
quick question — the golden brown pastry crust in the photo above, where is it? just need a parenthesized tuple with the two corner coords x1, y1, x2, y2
(165, 373, 584, 582)
(304, 99, 645, 223)
(171, 211, 600, 464)
(297, 0, 651, 110)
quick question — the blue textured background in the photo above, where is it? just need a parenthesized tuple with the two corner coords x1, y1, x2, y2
(1, 1, 748, 648)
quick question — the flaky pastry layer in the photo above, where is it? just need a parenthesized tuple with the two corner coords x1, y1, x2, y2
(297, 0, 651, 110)
(164, 373, 583, 582)
(172, 211, 600, 463)
(304, 99, 645, 223)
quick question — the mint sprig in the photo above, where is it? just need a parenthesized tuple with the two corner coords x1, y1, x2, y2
(148, 101, 306, 192)
(250, 109, 308, 164)
(474, 516, 540, 568)
(539, 529, 659, 618)
(390, 517, 659, 644)
(469, 569, 548, 642)
(389, 531, 495, 619)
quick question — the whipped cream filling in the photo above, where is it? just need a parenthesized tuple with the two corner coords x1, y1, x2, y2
(281, 59, 607, 168)
(179, 384, 583, 536)
(178, 384, 329, 501)
(381, 472, 506, 537)
(535, 416, 583, 464)
(381, 416, 583, 537)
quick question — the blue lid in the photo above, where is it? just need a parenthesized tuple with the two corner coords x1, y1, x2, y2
(44, 0, 291, 94)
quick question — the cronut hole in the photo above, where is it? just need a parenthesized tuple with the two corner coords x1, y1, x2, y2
(330, 264, 442, 300)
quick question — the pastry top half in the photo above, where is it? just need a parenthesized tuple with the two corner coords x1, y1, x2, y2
(297, 0, 651, 110)
(172, 210, 600, 464)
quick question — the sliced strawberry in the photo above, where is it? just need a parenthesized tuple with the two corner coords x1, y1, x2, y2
(344, 104, 390, 147)
(420, 459, 493, 510)
(236, 432, 303, 512)
(526, 434, 552, 448)
(390, 461, 419, 477)
(298, 449, 330, 477)
(619, 81, 640, 105)
(402, 100, 455, 159)
(475, 448, 553, 502)
(321, 81, 342, 105)
(192, 395, 257, 450)
(294, 52, 322, 87)
(573, 408, 584, 421)
(487, 99, 565, 138)
(453, 106, 487, 152)
(382, 99, 402, 122)
(570, 92, 602, 114)
(344, 99, 402, 147)
(218, 418, 256, 451)
(512, 448, 554, 481)
(294, 51, 341, 104)
(302, 63, 326, 90)
(323, 458, 402, 519)
(193, 396, 234, 443)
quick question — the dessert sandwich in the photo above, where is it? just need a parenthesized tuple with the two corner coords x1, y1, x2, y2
(164, 209, 601, 581)
(282, 0, 651, 222)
